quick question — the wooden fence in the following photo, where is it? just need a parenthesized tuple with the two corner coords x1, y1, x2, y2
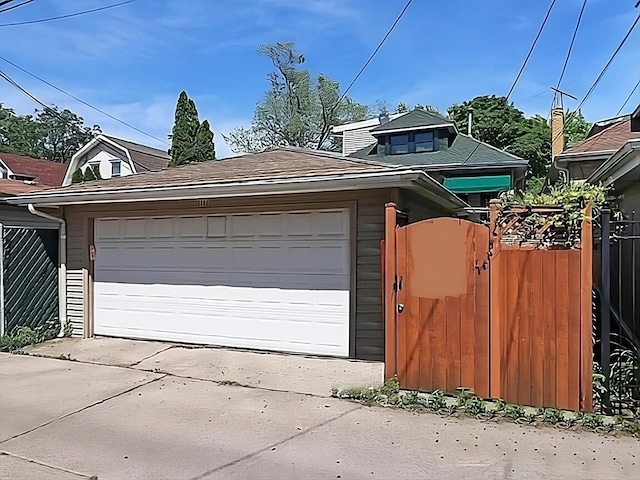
(383, 202, 593, 411)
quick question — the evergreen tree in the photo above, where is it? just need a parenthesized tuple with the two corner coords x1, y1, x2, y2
(169, 91, 200, 166)
(71, 168, 84, 183)
(193, 120, 216, 161)
(83, 166, 96, 181)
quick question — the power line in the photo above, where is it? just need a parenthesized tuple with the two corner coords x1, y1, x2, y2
(506, 0, 558, 101)
(0, 0, 137, 27)
(551, 14, 640, 146)
(616, 79, 640, 116)
(0, 0, 33, 14)
(0, 55, 167, 144)
(338, 0, 413, 103)
(553, 0, 587, 97)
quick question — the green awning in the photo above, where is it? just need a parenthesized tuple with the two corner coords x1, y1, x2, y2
(443, 175, 511, 194)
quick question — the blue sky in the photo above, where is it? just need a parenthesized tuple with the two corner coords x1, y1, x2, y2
(0, 0, 638, 158)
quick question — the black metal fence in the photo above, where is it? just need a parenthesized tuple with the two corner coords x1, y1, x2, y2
(594, 210, 640, 415)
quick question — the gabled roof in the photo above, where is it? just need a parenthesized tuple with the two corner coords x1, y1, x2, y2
(0, 153, 67, 186)
(10, 147, 469, 212)
(349, 132, 526, 169)
(562, 119, 639, 155)
(370, 109, 453, 134)
(102, 135, 169, 172)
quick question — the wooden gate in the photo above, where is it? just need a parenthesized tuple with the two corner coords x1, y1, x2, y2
(384, 209, 490, 397)
(383, 202, 593, 411)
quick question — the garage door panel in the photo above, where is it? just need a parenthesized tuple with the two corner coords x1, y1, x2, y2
(94, 209, 351, 356)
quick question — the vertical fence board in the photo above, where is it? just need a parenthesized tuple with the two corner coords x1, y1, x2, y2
(567, 251, 582, 411)
(405, 284, 421, 391)
(555, 250, 570, 409)
(542, 251, 558, 407)
(505, 250, 521, 403)
(383, 203, 397, 379)
(517, 251, 532, 405)
(530, 250, 544, 407)
(432, 298, 448, 391)
(396, 227, 408, 385)
(446, 295, 462, 392)
(461, 262, 476, 391)
(474, 225, 490, 398)
(419, 297, 436, 392)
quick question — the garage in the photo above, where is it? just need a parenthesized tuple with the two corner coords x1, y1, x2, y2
(93, 209, 351, 356)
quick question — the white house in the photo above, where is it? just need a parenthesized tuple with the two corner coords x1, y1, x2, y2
(331, 112, 406, 156)
(63, 135, 169, 186)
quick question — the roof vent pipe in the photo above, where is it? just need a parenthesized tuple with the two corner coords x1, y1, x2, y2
(378, 112, 389, 125)
(467, 107, 473, 137)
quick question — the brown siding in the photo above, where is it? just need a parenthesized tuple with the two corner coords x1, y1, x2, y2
(63, 189, 448, 361)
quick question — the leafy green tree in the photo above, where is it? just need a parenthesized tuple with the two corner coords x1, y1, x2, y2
(564, 109, 591, 147)
(510, 115, 551, 178)
(35, 107, 100, 163)
(223, 42, 368, 153)
(0, 104, 99, 163)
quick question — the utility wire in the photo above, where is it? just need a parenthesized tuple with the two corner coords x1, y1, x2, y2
(553, 0, 587, 97)
(0, 0, 19, 8)
(506, 0, 558, 101)
(551, 14, 640, 147)
(616, 78, 639, 116)
(0, 55, 166, 144)
(0, 0, 33, 14)
(0, 0, 136, 27)
(337, 0, 413, 104)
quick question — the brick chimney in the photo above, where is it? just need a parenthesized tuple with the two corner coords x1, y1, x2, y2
(551, 107, 565, 158)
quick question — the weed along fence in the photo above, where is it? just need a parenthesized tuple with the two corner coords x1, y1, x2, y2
(383, 201, 594, 412)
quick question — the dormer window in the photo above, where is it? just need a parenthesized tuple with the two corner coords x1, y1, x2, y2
(415, 131, 434, 152)
(111, 161, 121, 177)
(385, 130, 435, 154)
(389, 134, 409, 154)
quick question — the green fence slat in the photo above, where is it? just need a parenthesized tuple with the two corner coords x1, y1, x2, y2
(3, 228, 59, 333)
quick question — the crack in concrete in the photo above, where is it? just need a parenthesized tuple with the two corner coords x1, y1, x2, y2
(189, 405, 363, 480)
(0, 451, 95, 479)
(128, 345, 174, 367)
(0, 374, 167, 446)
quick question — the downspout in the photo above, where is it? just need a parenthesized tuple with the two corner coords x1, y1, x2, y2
(27, 204, 66, 338)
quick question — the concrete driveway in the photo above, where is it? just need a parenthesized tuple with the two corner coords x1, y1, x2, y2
(1, 339, 638, 480)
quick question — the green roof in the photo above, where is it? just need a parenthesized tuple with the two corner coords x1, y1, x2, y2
(349, 132, 527, 168)
(370, 108, 452, 133)
(443, 175, 511, 193)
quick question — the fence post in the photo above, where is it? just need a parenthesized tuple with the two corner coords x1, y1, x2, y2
(599, 209, 611, 411)
(384, 203, 398, 380)
(580, 203, 594, 412)
(488, 200, 502, 400)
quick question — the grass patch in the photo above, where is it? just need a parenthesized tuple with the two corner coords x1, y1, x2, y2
(332, 378, 640, 437)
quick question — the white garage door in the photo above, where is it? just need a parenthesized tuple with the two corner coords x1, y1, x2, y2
(93, 210, 350, 356)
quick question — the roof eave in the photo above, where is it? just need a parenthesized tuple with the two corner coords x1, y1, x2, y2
(586, 140, 640, 186)
(9, 170, 466, 212)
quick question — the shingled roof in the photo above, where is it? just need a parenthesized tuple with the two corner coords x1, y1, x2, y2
(103, 135, 169, 172)
(27, 147, 396, 194)
(0, 153, 67, 186)
(370, 109, 453, 133)
(350, 132, 525, 168)
(562, 119, 639, 155)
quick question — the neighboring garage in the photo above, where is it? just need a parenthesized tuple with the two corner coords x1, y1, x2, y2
(10, 148, 467, 361)
(94, 210, 350, 356)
